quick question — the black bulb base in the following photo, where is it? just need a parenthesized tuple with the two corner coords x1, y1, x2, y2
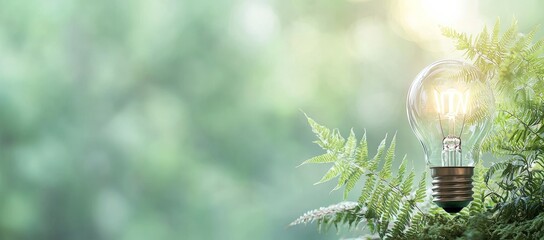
(430, 166, 474, 214)
(434, 200, 472, 213)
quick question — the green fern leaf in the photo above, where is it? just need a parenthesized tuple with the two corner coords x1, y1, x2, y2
(297, 153, 336, 166)
(369, 135, 388, 171)
(359, 174, 376, 203)
(405, 211, 425, 238)
(491, 18, 501, 49)
(343, 169, 363, 199)
(415, 171, 427, 203)
(334, 165, 354, 191)
(314, 161, 344, 185)
(368, 182, 385, 211)
(379, 134, 396, 179)
(343, 131, 369, 198)
(306, 115, 345, 152)
(390, 201, 414, 238)
(343, 129, 357, 158)
(498, 19, 518, 51)
(306, 115, 333, 150)
(333, 130, 358, 191)
(356, 130, 368, 167)
(401, 171, 415, 195)
(391, 156, 407, 186)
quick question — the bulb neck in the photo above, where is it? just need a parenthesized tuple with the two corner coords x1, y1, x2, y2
(441, 136, 462, 166)
(430, 166, 474, 213)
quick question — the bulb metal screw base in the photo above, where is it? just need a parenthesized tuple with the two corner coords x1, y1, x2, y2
(430, 166, 474, 213)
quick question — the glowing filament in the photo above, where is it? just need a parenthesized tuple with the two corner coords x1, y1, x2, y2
(434, 89, 469, 119)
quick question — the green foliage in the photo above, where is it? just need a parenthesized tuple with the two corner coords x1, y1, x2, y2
(407, 207, 544, 239)
(291, 116, 427, 239)
(489, 212, 544, 239)
(444, 18, 544, 223)
(292, 19, 544, 239)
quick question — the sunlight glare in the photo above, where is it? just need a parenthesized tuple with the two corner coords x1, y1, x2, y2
(391, 0, 482, 53)
(236, 1, 278, 45)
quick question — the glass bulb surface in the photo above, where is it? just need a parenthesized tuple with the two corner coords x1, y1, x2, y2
(407, 60, 495, 167)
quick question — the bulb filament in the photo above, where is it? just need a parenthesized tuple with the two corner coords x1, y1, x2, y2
(434, 88, 469, 166)
(434, 89, 469, 119)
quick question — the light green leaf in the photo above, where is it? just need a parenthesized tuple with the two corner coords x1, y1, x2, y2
(401, 171, 415, 195)
(343, 129, 357, 159)
(369, 134, 388, 171)
(297, 153, 336, 167)
(356, 130, 368, 166)
(314, 161, 343, 185)
(415, 172, 427, 203)
(391, 156, 407, 187)
(379, 134, 396, 179)
(343, 169, 363, 199)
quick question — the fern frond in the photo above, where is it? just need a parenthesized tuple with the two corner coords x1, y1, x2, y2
(491, 18, 501, 49)
(498, 20, 518, 52)
(289, 201, 361, 227)
(306, 115, 345, 152)
(401, 171, 415, 195)
(356, 130, 369, 166)
(389, 201, 414, 238)
(315, 160, 345, 185)
(334, 130, 358, 190)
(298, 153, 336, 166)
(415, 172, 427, 203)
(343, 132, 369, 199)
(391, 156, 407, 187)
(344, 129, 358, 159)
(359, 174, 376, 203)
(468, 162, 488, 214)
(404, 211, 426, 238)
(369, 135, 388, 171)
(297, 116, 432, 238)
(379, 134, 396, 179)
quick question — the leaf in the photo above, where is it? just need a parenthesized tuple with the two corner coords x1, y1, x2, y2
(369, 134, 388, 171)
(491, 18, 501, 48)
(305, 114, 340, 151)
(401, 171, 415, 195)
(334, 163, 354, 191)
(379, 133, 396, 179)
(289, 201, 360, 226)
(315, 161, 344, 185)
(356, 130, 368, 166)
(358, 174, 375, 203)
(297, 153, 336, 167)
(392, 156, 407, 186)
(390, 201, 414, 238)
(343, 168, 363, 199)
(415, 171, 427, 203)
(343, 129, 357, 159)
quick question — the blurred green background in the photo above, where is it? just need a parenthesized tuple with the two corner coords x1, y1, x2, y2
(0, 0, 542, 239)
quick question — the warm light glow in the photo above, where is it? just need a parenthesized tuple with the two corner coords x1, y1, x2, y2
(434, 89, 470, 119)
(421, 0, 465, 26)
(235, 1, 278, 44)
(390, 0, 482, 52)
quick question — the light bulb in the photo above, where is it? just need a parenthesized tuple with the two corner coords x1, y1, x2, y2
(406, 60, 495, 213)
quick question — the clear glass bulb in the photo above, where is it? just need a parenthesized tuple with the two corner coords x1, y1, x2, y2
(407, 60, 495, 167)
(406, 60, 495, 212)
